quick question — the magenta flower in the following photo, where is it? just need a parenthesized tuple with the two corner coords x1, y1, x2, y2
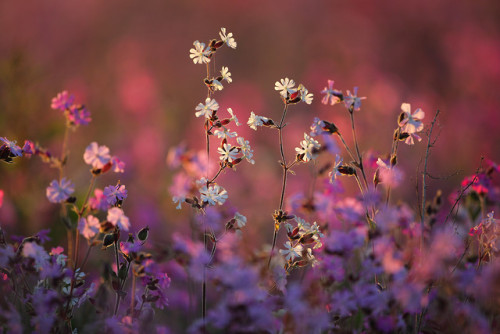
(78, 215, 100, 239)
(107, 207, 130, 231)
(68, 105, 91, 126)
(83, 142, 111, 169)
(88, 188, 110, 211)
(103, 184, 128, 205)
(22, 140, 36, 156)
(0, 189, 3, 208)
(51, 91, 75, 111)
(46, 178, 74, 203)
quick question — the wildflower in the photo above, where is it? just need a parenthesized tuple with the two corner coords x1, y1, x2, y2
(110, 156, 125, 173)
(344, 87, 366, 111)
(51, 91, 75, 111)
(321, 80, 342, 105)
(398, 103, 424, 145)
(0, 137, 23, 162)
(227, 108, 240, 125)
(280, 241, 303, 261)
(295, 133, 321, 162)
(22, 242, 49, 270)
(298, 84, 314, 104)
(329, 155, 343, 183)
(195, 98, 219, 119)
(103, 184, 128, 205)
(247, 112, 267, 130)
(214, 127, 237, 139)
(310, 117, 326, 137)
(199, 183, 228, 206)
(376, 158, 403, 187)
(172, 196, 185, 210)
(46, 178, 74, 203)
(107, 207, 131, 231)
(221, 66, 232, 83)
(22, 140, 36, 156)
(88, 188, 110, 211)
(218, 143, 238, 162)
(234, 212, 247, 228)
(275, 78, 296, 98)
(210, 79, 224, 91)
(237, 137, 255, 164)
(67, 105, 91, 126)
(219, 27, 237, 49)
(78, 215, 100, 239)
(189, 40, 210, 64)
(83, 142, 111, 169)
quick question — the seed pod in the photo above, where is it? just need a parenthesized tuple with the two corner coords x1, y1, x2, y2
(338, 165, 356, 176)
(323, 121, 339, 135)
(137, 226, 149, 242)
(102, 233, 115, 248)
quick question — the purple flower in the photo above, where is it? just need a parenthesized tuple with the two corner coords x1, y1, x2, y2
(88, 188, 111, 211)
(103, 184, 128, 205)
(107, 207, 130, 231)
(68, 105, 91, 126)
(22, 140, 36, 156)
(46, 177, 74, 203)
(51, 91, 75, 111)
(0, 137, 23, 162)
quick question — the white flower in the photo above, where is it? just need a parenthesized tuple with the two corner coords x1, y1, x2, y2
(237, 137, 255, 164)
(219, 28, 237, 49)
(247, 112, 270, 130)
(172, 196, 185, 210)
(221, 67, 232, 83)
(211, 79, 224, 91)
(295, 133, 321, 162)
(227, 108, 240, 126)
(199, 183, 228, 206)
(298, 84, 313, 104)
(189, 40, 210, 64)
(84, 142, 111, 169)
(46, 178, 74, 203)
(279, 241, 303, 261)
(399, 103, 425, 145)
(234, 212, 247, 229)
(214, 127, 238, 139)
(217, 143, 238, 162)
(329, 155, 343, 183)
(344, 87, 366, 111)
(107, 207, 130, 231)
(78, 215, 100, 240)
(195, 98, 219, 118)
(275, 78, 296, 98)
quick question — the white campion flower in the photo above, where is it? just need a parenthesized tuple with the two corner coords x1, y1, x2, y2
(217, 143, 238, 162)
(275, 78, 296, 98)
(214, 127, 238, 139)
(329, 155, 343, 183)
(234, 212, 247, 229)
(247, 111, 270, 130)
(295, 133, 321, 162)
(344, 87, 366, 111)
(237, 137, 255, 164)
(84, 142, 111, 169)
(107, 207, 131, 231)
(199, 183, 228, 206)
(219, 28, 237, 49)
(195, 98, 219, 119)
(211, 79, 224, 91)
(298, 84, 314, 104)
(399, 103, 425, 145)
(189, 40, 210, 64)
(279, 241, 303, 262)
(227, 108, 240, 126)
(172, 196, 185, 210)
(221, 67, 232, 83)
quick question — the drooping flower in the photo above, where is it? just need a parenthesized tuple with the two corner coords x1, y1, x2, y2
(295, 133, 321, 162)
(321, 80, 342, 105)
(227, 108, 240, 126)
(46, 178, 74, 203)
(189, 40, 210, 64)
(399, 103, 425, 145)
(376, 158, 403, 187)
(107, 207, 130, 231)
(329, 155, 343, 183)
(275, 78, 296, 98)
(83, 142, 111, 169)
(195, 98, 219, 119)
(344, 87, 366, 111)
(219, 28, 237, 49)
(234, 212, 247, 229)
(103, 184, 128, 205)
(247, 112, 271, 130)
(78, 215, 100, 239)
(298, 84, 314, 104)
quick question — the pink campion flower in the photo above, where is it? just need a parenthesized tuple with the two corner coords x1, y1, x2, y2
(68, 105, 91, 126)
(107, 207, 130, 231)
(83, 142, 111, 169)
(344, 87, 366, 111)
(195, 98, 219, 119)
(110, 156, 125, 173)
(46, 178, 74, 203)
(51, 91, 75, 111)
(103, 184, 128, 205)
(78, 215, 100, 239)
(321, 80, 342, 105)
(88, 188, 110, 211)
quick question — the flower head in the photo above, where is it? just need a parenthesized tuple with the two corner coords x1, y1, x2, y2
(219, 28, 237, 49)
(195, 98, 219, 119)
(221, 67, 232, 83)
(68, 105, 91, 126)
(227, 108, 240, 126)
(279, 241, 303, 262)
(247, 112, 271, 130)
(344, 87, 366, 111)
(103, 184, 128, 205)
(237, 137, 255, 164)
(107, 207, 130, 231)
(46, 178, 74, 203)
(78, 215, 100, 239)
(329, 155, 343, 183)
(0, 137, 23, 162)
(189, 40, 210, 64)
(321, 80, 342, 105)
(83, 142, 111, 169)
(275, 78, 296, 98)
(298, 84, 313, 104)
(217, 143, 238, 163)
(199, 182, 228, 206)
(51, 91, 75, 111)
(399, 103, 425, 145)
(295, 133, 321, 162)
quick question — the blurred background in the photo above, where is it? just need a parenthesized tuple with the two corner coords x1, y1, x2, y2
(1, 0, 499, 245)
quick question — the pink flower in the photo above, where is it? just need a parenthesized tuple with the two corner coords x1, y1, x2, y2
(111, 156, 125, 173)
(51, 91, 75, 111)
(68, 105, 91, 126)
(88, 188, 110, 211)
(22, 140, 36, 156)
(107, 207, 130, 231)
(83, 142, 111, 169)
(78, 215, 100, 239)
(344, 87, 366, 111)
(321, 80, 342, 105)
(46, 178, 74, 203)
(103, 184, 128, 205)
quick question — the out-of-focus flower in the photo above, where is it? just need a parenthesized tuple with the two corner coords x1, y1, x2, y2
(78, 215, 100, 239)
(280, 241, 303, 261)
(298, 84, 313, 104)
(107, 207, 130, 231)
(189, 40, 210, 64)
(0, 189, 3, 208)
(88, 188, 110, 211)
(22, 140, 35, 156)
(214, 127, 237, 139)
(376, 158, 403, 187)
(310, 117, 326, 137)
(321, 80, 342, 105)
(344, 87, 366, 111)
(217, 143, 238, 163)
(399, 103, 425, 145)
(195, 98, 219, 119)
(295, 133, 320, 162)
(221, 66, 232, 83)
(22, 242, 49, 269)
(275, 78, 296, 98)
(227, 108, 240, 126)
(329, 155, 343, 183)
(46, 178, 74, 203)
(219, 28, 237, 49)
(103, 184, 128, 205)
(51, 91, 75, 111)
(199, 183, 228, 206)
(110, 156, 125, 173)
(234, 212, 247, 228)
(237, 137, 255, 164)
(68, 105, 91, 126)
(0, 137, 23, 161)
(83, 142, 111, 169)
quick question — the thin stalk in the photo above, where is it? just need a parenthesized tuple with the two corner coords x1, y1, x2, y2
(113, 242, 121, 315)
(349, 111, 369, 190)
(130, 273, 137, 315)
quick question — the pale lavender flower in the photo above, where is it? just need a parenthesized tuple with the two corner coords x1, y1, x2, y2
(46, 177, 74, 203)
(83, 142, 111, 169)
(107, 207, 131, 231)
(78, 215, 100, 239)
(329, 155, 343, 183)
(344, 86, 366, 111)
(22, 242, 49, 269)
(279, 241, 303, 261)
(88, 188, 110, 211)
(199, 183, 228, 206)
(103, 184, 128, 205)
(110, 156, 125, 173)
(321, 80, 342, 105)
(51, 91, 75, 111)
